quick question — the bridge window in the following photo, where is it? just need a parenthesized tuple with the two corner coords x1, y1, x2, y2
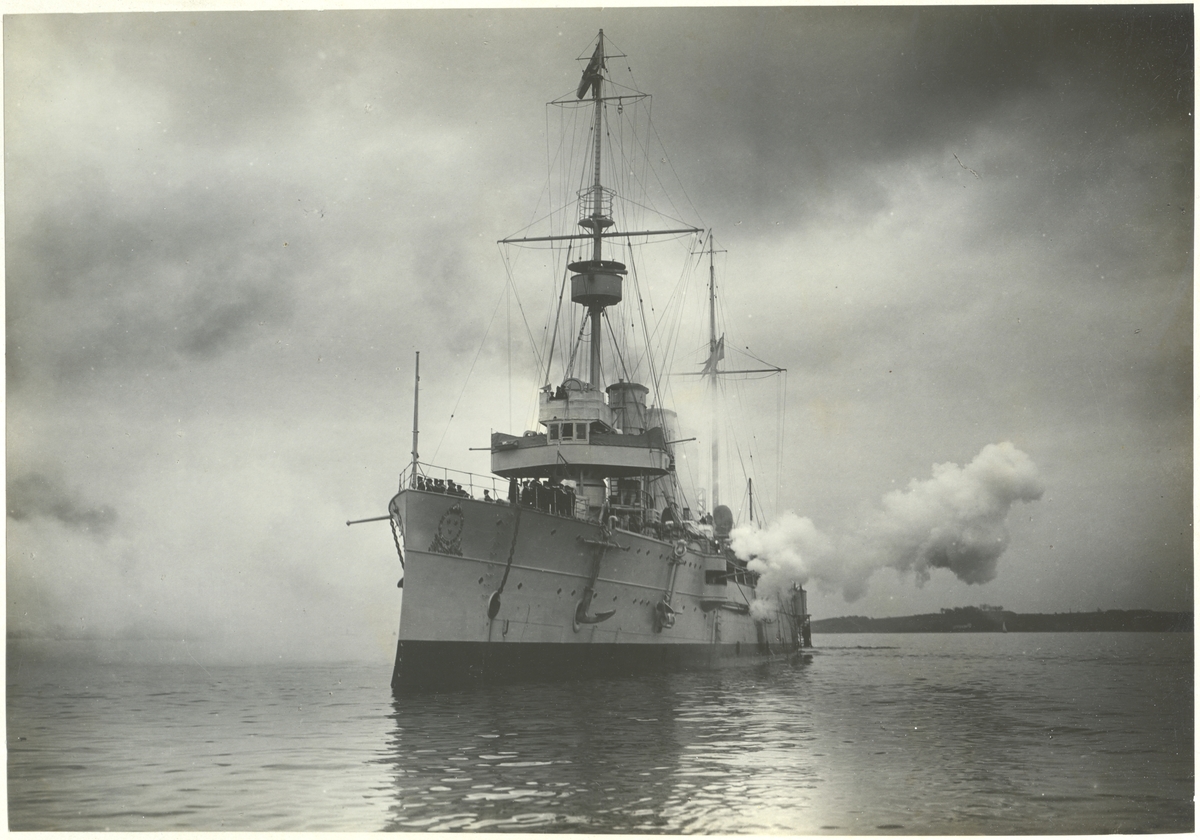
(552, 422, 590, 442)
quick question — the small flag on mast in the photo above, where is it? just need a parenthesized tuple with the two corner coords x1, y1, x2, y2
(701, 336, 725, 375)
(576, 40, 604, 99)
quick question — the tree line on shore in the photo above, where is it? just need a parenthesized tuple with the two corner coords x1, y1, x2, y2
(811, 607, 1192, 633)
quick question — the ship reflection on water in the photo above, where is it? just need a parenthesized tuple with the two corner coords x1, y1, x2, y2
(6, 635, 1189, 832)
(381, 660, 818, 832)
(377, 632, 1193, 834)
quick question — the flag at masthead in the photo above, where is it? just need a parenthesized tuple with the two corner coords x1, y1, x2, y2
(576, 35, 605, 99)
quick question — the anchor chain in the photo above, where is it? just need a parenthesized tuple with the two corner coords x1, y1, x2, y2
(488, 497, 522, 620)
(388, 494, 405, 587)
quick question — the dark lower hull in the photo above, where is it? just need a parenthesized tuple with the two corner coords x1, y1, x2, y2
(391, 639, 809, 694)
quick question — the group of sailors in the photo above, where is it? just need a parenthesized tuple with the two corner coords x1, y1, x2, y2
(412, 475, 471, 497)
(414, 473, 578, 517)
(512, 478, 577, 517)
(414, 472, 709, 542)
(598, 502, 679, 540)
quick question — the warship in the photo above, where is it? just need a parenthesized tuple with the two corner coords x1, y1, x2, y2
(366, 31, 811, 692)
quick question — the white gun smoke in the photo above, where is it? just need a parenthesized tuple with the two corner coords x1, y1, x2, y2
(732, 442, 1045, 614)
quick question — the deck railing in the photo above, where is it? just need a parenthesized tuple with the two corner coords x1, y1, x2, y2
(399, 463, 508, 502)
(398, 463, 582, 518)
(397, 463, 628, 526)
(398, 464, 737, 551)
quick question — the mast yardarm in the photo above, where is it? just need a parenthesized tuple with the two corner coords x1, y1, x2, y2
(568, 29, 621, 389)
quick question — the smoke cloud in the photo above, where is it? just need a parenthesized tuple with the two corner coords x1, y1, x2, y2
(7, 471, 118, 538)
(732, 442, 1045, 612)
(736, 513, 836, 619)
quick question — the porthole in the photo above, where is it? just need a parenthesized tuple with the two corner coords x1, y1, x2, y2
(517, 582, 523, 590)
(478, 577, 484, 584)
(557, 588, 562, 595)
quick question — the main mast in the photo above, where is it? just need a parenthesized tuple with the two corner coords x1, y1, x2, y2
(708, 237, 720, 510)
(702, 234, 726, 512)
(492, 31, 701, 524)
(587, 30, 607, 385)
(499, 31, 701, 393)
(574, 29, 618, 390)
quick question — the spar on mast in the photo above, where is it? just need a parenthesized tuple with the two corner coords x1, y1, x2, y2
(704, 234, 726, 510)
(582, 29, 609, 387)
(696, 232, 729, 516)
(690, 233, 790, 523)
(498, 31, 702, 396)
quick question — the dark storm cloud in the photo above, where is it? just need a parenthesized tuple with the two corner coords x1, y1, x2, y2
(7, 181, 299, 387)
(8, 472, 118, 538)
(4, 10, 569, 393)
(623, 5, 1192, 229)
(879, 6, 1191, 140)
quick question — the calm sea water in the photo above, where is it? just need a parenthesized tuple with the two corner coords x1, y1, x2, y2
(7, 633, 1192, 833)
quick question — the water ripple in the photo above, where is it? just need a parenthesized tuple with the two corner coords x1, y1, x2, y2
(7, 634, 1193, 832)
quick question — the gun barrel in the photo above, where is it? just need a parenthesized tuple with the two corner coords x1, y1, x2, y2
(346, 515, 391, 526)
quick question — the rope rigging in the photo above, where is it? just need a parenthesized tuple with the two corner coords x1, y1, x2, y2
(467, 49, 786, 525)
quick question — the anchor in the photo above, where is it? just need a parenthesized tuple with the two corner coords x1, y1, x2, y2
(654, 598, 676, 630)
(573, 524, 625, 631)
(654, 540, 685, 632)
(573, 589, 616, 630)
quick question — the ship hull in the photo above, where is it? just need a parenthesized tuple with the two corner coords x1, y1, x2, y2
(390, 489, 807, 693)
(393, 639, 802, 692)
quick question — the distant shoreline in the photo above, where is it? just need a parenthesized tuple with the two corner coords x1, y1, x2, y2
(812, 608, 1192, 634)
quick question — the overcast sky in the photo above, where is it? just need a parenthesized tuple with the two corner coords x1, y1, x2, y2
(6, 5, 1192, 662)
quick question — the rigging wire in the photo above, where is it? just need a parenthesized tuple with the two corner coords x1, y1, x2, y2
(606, 43, 709, 237)
(507, 280, 512, 430)
(540, 241, 572, 388)
(700, 247, 787, 523)
(564, 309, 590, 380)
(499, 245, 545, 377)
(628, 238, 694, 516)
(778, 369, 787, 521)
(472, 46, 788, 526)
(602, 308, 632, 385)
(428, 282, 508, 463)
